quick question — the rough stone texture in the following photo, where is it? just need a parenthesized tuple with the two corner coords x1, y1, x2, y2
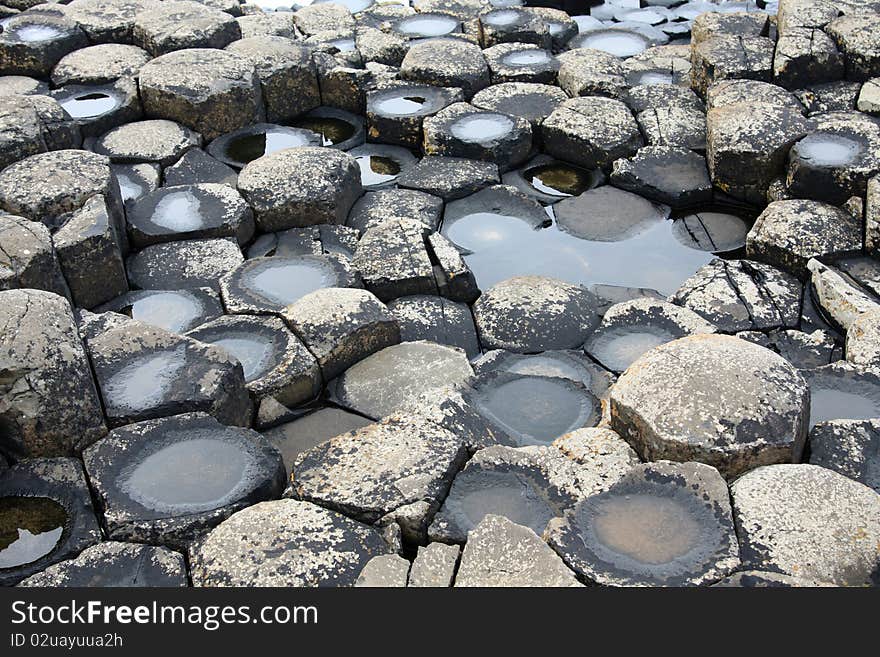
(610, 334, 810, 479)
(774, 27, 844, 89)
(672, 259, 803, 333)
(473, 276, 599, 353)
(455, 514, 581, 588)
(138, 49, 264, 142)
(636, 104, 706, 151)
(83, 412, 285, 548)
(164, 148, 238, 188)
(347, 189, 443, 235)
(190, 499, 389, 587)
(225, 36, 320, 124)
(847, 308, 880, 367)
(387, 295, 479, 358)
(858, 78, 880, 114)
(18, 541, 187, 587)
(738, 328, 840, 369)
(691, 11, 769, 44)
(541, 96, 644, 170)
(352, 218, 437, 301)
(0, 14, 89, 78)
(691, 35, 775, 97)
(808, 258, 880, 331)
(471, 81, 567, 130)
(408, 542, 460, 587)
(713, 570, 832, 587)
(131, 1, 240, 56)
(0, 289, 106, 458)
(94, 119, 201, 166)
(0, 214, 69, 298)
(0, 458, 102, 586)
(238, 147, 361, 232)
(292, 414, 468, 541)
(610, 146, 712, 208)
(826, 13, 880, 82)
(397, 156, 500, 201)
(63, 0, 153, 44)
(82, 312, 252, 428)
(546, 461, 740, 587)
(731, 464, 880, 586)
(556, 47, 626, 99)
(355, 554, 410, 588)
(283, 287, 400, 382)
(747, 200, 863, 279)
(127, 238, 243, 291)
(0, 94, 81, 171)
(400, 37, 489, 98)
(809, 419, 880, 493)
(51, 43, 150, 86)
(706, 101, 810, 205)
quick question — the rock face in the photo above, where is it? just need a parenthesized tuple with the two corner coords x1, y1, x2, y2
(292, 414, 468, 541)
(0, 290, 106, 458)
(0, 214, 69, 298)
(455, 515, 582, 588)
(731, 464, 880, 586)
(809, 419, 880, 493)
(190, 499, 389, 587)
(546, 461, 740, 587)
(610, 334, 810, 479)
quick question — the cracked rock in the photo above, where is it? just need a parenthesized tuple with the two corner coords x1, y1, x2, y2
(0, 214, 68, 298)
(807, 258, 880, 331)
(131, 0, 240, 56)
(610, 334, 810, 479)
(690, 35, 775, 97)
(387, 295, 479, 358)
(127, 238, 243, 292)
(408, 542, 459, 587)
(610, 146, 712, 209)
(352, 218, 437, 301)
(737, 328, 840, 369)
(355, 553, 410, 588)
(347, 189, 443, 235)
(809, 418, 880, 493)
(400, 37, 489, 98)
(397, 155, 500, 201)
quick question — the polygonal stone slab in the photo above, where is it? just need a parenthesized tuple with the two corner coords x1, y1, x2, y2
(0, 289, 107, 458)
(355, 553, 410, 588)
(610, 334, 810, 479)
(691, 35, 774, 96)
(0, 14, 89, 77)
(546, 461, 740, 587)
(97, 287, 223, 335)
(131, 0, 240, 56)
(292, 414, 468, 541)
(238, 146, 362, 232)
(51, 43, 151, 86)
(408, 542, 459, 588)
(330, 340, 473, 420)
(0, 94, 81, 170)
(127, 238, 243, 292)
(809, 418, 880, 494)
(0, 214, 69, 298)
(484, 43, 558, 85)
(138, 49, 264, 142)
(473, 275, 600, 353)
(283, 286, 399, 382)
(397, 156, 500, 201)
(807, 258, 880, 331)
(387, 295, 478, 358)
(400, 37, 489, 98)
(731, 463, 880, 586)
(556, 47, 627, 99)
(63, 0, 153, 44)
(189, 499, 389, 587)
(94, 119, 201, 167)
(471, 81, 567, 130)
(826, 13, 880, 82)
(737, 328, 840, 370)
(366, 82, 463, 150)
(0, 458, 101, 586)
(347, 189, 443, 235)
(17, 541, 187, 587)
(802, 361, 880, 429)
(455, 514, 582, 588)
(82, 313, 252, 428)
(164, 148, 238, 188)
(672, 259, 802, 333)
(610, 146, 713, 208)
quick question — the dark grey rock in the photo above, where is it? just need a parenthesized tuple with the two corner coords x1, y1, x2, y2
(691, 35, 774, 97)
(809, 418, 880, 493)
(731, 463, 880, 586)
(397, 155, 500, 200)
(483, 42, 558, 85)
(131, 0, 240, 56)
(365, 82, 462, 149)
(610, 146, 712, 208)
(0, 214, 69, 298)
(636, 103, 706, 151)
(802, 361, 880, 429)
(347, 189, 443, 235)
(0, 458, 102, 586)
(408, 542, 459, 587)
(51, 77, 142, 139)
(0, 289, 106, 458)
(400, 37, 489, 98)
(479, 7, 549, 49)
(18, 541, 187, 587)
(64, 0, 153, 45)
(353, 218, 437, 301)
(237, 146, 362, 232)
(82, 312, 252, 428)
(96, 287, 223, 334)
(0, 94, 80, 170)
(795, 80, 863, 115)
(774, 27, 844, 89)
(471, 81, 566, 130)
(113, 162, 160, 208)
(737, 328, 840, 369)
(388, 295, 478, 358)
(138, 48, 264, 142)
(83, 412, 285, 548)
(163, 148, 238, 188)
(713, 570, 831, 587)
(0, 14, 88, 77)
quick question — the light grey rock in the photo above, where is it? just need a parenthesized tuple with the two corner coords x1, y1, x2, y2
(352, 218, 437, 301)
(400, 37, 489, 98)
(330, 340, 473, 420)
(292, 414, 468, 541)
(858, 78, 880, 114)
(51, 43, 150, 86)
(483, 43, 558, 85)
(672, 259, 803, 333)
(408, 542, 459, 587)
(737, 329, 840, 369)
(190, 498, 389, 586)
(691, 35, 774, 97)
(397, 155, 500, 201)
(473, 275, 600, 353)
(773, 27, 844, 89)
(826, 13, 880, 82)
(0, 289, 106, 457)
(636, 104, 706, 151)
(808, 258, 880, 331)
(802, 361, 880, 429)
(546, 461, 740, 587)
(238, 146, 361, 232)
(138, 48, 264, 142)
(691, 11, 769, 44)
(84, 412, 285, 548)
(63, 0, 153, 44)
(610, 334, 810, 479)
(731, 463, 880, 586)
(556, 47, 626, 99)
(0, 94, 81, 171)
(809, 418, 880, 493)
(541, 96, 643, 170)
(0, 458, 102, 586)
(347, 189, 443, 235)
(94, 119, 201, 166)
(355, 554, 410, 587)
(747, 200, 863, 279)
(847, 308, 880, 367)
(0, 214, 69, 298)
(18, 541, 187, 587)
(283, 286, 400, 382)
(388, 295, 479, 358)
(82, 312, 252, 428)
(455, 514, 582, 587)
(0, 14, 88, 77)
